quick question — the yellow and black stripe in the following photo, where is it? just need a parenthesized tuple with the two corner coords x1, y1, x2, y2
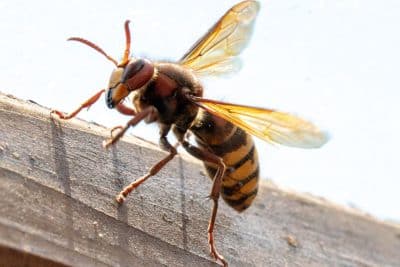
(191, 111, 259, 212)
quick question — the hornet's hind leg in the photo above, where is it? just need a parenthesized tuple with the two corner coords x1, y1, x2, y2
(181, 139, 227, 267)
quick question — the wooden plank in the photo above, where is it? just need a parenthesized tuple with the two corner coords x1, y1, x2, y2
(0, 92, 399, 267)
(0, 244, 70, 267)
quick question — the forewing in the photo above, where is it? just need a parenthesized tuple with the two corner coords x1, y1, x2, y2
(179, 1, 260, 77)
(191, 98, 329, 148)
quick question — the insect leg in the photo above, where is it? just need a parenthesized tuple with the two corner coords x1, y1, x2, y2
(51, 89, 105, 119)
(103, 106, 155, 148)
(181, 140, 227, 267)
(116, 125, 178, 204)
(106, 103, 137, 138)
(116, 102, 136, 116)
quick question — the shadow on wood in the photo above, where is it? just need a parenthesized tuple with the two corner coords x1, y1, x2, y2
(0, 92, 399, 266)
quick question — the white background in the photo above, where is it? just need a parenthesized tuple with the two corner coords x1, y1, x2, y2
(1, 0, 399, 221)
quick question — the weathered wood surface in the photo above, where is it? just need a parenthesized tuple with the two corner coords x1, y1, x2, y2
(0, 92, 399, 267)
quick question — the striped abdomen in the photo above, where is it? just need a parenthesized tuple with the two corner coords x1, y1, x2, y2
(190, 111, 259, 212)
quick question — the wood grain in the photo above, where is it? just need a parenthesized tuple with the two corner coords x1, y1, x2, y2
(1, 92, 399, 267)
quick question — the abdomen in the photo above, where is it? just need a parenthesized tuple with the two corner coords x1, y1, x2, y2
(190, 111, 260, 212)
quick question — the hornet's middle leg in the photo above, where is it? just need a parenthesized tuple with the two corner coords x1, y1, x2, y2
(103, 106, 155, 148)
(115, 124, 178, 204)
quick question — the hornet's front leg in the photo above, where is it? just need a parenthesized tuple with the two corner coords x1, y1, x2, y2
(115, 123, 178, 203)
(51, 89, 105, 119)
(51, 89, 136, 120)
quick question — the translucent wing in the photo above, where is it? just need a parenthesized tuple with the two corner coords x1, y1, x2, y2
(190, 97, 329, 148)
(179, 0, 260, 77)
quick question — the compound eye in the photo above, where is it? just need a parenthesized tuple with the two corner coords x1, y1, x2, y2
(121, 59, 154, 91)
(121, 59, 145, 82)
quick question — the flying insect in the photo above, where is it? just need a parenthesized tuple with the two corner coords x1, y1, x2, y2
(51, 1, 328, 266)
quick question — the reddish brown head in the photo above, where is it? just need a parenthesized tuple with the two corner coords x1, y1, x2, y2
(68, 20, 154, 109)
(105, 58, 154, 108)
